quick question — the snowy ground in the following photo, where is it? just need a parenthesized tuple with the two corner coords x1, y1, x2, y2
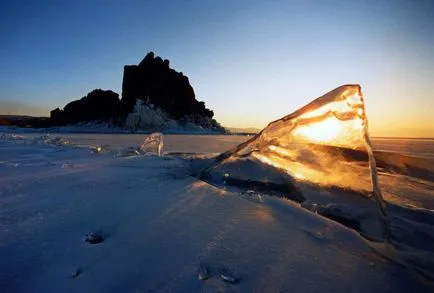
(1, 134, 433, 292)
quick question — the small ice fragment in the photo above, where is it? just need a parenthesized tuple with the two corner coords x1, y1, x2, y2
(140, 132, 163, 156)
(241, 190, 263, 202)
(114, 147, 141, 157)
(220, 273, 238, 284)
(34, 134, 71, 146)
(198, 266, 210, 281)
(301, 201, 319, 213)
(223, 173, 229, 185)
(220, 268, 239, 284)
(61, 163, 73, 168)
(91, 145, 103, 154)
(71, 268, 82, 279)
(312, 231, 326, 240)
(85, 232, 104, 244)
(246, 190, 255, 196)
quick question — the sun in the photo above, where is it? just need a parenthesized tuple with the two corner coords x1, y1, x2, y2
(293, 117, 343, 143)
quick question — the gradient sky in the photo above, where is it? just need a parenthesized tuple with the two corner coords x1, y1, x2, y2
(1, 0, 433, 137)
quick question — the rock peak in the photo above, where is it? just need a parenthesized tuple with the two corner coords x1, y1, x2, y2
(121, 52, 215, 121)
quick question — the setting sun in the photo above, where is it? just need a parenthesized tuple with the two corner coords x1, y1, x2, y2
(293, 117, 342, 143)
(289, 91, 366, 145)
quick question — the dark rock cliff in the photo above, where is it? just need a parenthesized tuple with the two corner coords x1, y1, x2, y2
(121, 51, 214, 120)
(50, 89, 120, 125)
(47, 52, 222, 131)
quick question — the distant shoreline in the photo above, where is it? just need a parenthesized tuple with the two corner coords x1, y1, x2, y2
(371, 136, 434, 140)
(1, 116, 433, 139)
(1, 125, 434, 139)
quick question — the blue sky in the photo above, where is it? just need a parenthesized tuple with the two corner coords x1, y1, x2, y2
(1, 0, 433, 136)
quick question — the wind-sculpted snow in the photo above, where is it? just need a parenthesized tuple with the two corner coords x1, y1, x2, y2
(200, 85, 390, 241)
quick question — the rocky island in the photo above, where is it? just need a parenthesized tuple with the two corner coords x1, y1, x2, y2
(2, 52, 224, 133)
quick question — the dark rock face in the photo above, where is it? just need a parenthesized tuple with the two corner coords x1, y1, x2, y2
(121, 52, 214, 120)
(50, 89, 121, 125)
(50, 108, 64, 125)
(46, 52, 223, 131)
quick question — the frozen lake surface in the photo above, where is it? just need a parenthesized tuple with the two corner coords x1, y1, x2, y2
(8, 133, 434, 157)
(1, 133, 433, 292)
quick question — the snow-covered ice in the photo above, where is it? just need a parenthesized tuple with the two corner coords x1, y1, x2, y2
(0, 133, 433, 292)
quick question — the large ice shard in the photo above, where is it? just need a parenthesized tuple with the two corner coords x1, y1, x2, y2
(200, 85, 389, 241)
